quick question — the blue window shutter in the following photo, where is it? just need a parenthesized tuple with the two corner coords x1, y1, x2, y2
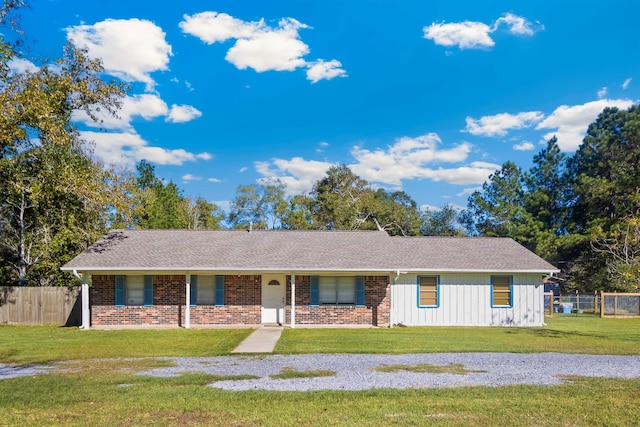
(115, 276, 125, 306)
(509, 277, 514, 307)
(215, 275, 224, 306)
(355, 276, 365, 306)
(144, 275, 154, 306)
(190, 275, 197, 306)
(310, 276, 319, 306)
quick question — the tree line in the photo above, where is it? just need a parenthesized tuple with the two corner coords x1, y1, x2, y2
(2, 2, 639, 292)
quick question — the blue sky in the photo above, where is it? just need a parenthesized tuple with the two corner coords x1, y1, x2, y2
(11, 0, 639, 211)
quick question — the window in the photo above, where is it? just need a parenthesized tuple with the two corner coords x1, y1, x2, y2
(115, 275, 153, 306)
(418, 276, 439, 307)
(310, 276, 365, 306)
(189, 275, 224, 306)
(491, 276, 512, 307)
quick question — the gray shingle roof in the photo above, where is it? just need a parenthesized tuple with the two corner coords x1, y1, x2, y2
(61, 229, 559, 273)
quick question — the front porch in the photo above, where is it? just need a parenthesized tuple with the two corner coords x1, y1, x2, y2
(86, 273, 390, 328)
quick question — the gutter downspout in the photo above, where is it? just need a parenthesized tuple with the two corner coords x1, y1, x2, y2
(74, 270, 90, 330)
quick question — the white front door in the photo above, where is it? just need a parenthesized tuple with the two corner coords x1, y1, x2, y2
(262, 275, 285, 324)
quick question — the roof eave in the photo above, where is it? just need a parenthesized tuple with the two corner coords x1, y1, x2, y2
(62, 266, 560, 274)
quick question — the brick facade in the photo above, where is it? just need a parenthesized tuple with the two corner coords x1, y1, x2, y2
(285, 275, 390, 326)
(90, 274, 261, 326)
(90, 273, 390, 327)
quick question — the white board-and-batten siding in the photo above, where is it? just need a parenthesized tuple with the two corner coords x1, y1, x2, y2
(390, 273, 544, 327)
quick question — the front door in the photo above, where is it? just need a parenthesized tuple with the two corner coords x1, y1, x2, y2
(261, 275, 285, 324)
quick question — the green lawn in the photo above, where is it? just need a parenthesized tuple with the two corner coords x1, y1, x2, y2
(0, 368, 638, 426)
(275, 316, 640, 355)
(1, 318, 640, 425)
(0, 326, 253, 365)
(1, 316, 639, 366)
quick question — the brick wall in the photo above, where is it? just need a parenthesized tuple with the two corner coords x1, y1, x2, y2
(90, 274, 261, 326)
(285, 275, 391, 326)
(90, 273, 390, 327)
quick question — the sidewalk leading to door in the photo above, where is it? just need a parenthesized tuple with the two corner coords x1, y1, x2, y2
(232, 326, 284, 353)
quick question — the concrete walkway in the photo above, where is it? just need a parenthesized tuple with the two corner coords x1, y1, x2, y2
(231, 326, 284, 353)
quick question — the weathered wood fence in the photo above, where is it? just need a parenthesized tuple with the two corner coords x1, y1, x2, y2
(0, 286, 81, 325)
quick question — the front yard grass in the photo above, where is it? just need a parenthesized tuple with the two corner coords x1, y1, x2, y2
(0, 326, 253, 365)
(1, 317, 639, 425)
(275, 316, 640, 355)
(1, 316, 639, 366)
(1, 370, 638, 426)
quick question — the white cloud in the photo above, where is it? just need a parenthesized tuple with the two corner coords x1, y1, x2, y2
(316, 141, 330, 153)
(536, 99, 634, 151)
(72, 94, 169, 130)
(166, 104, 203, 123)
(349, 134, 473, 186)
(208, 177, 222, 183)
(81, 130, 210, 168)
(492, 13, 534, 35)
(423, 21, 494, 49)
(256, 157, 334, 195)
(597, 87, 607, 98)
(73, 95, 204, 129)
(180, 12, 344, 81)
(225, 18, 309, 72)
(465, 111, 544, 137)
(306, 59, 347, 83)
(513, 141, 535, 151)
(255, 133, 498, 195)
(181, 12, 308, 72)
(66, 18, 172, 90)
(424, 13, 538, 50)
(407, 163, 499, 185)
(179, 12, 262, 44)
(622, 78, 632, 90)
(197, 152, 213, 161)
(7, 58, 39, 74)
(457, 187, 482, 197)
(182, 174, 201, 182)
(239, 167, 248, 173)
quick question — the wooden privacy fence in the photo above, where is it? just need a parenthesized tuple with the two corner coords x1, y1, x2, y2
(0, 286, 81, 325)
(600, 292, 640, 318)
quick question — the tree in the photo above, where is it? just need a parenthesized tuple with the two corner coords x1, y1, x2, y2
(563, 106, 640, 290)
(591, 217, 640, 292)
(359, 189, 423, 236)
(281, 194, 314, 230)
(462, 162, 534, 245)
(310, 164, 370, 230)
(308, 165, 424, 235)
(0, 22, 126, 285)
(131, 160, 189, 229)
(421, 204, 466, 236)
(523, 137, 569, 260)
(185, 197, 224, 230)
(228, 181, 288, 229)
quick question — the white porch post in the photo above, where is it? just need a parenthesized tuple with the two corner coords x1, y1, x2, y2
(185, 272, 191, 329)
(290, 274, 296, 328)
(81, 273, 90, 329)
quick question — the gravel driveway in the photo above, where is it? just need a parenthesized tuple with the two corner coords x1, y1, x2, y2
(139, 353, 640, 391)
(3, 353, 639, 391)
